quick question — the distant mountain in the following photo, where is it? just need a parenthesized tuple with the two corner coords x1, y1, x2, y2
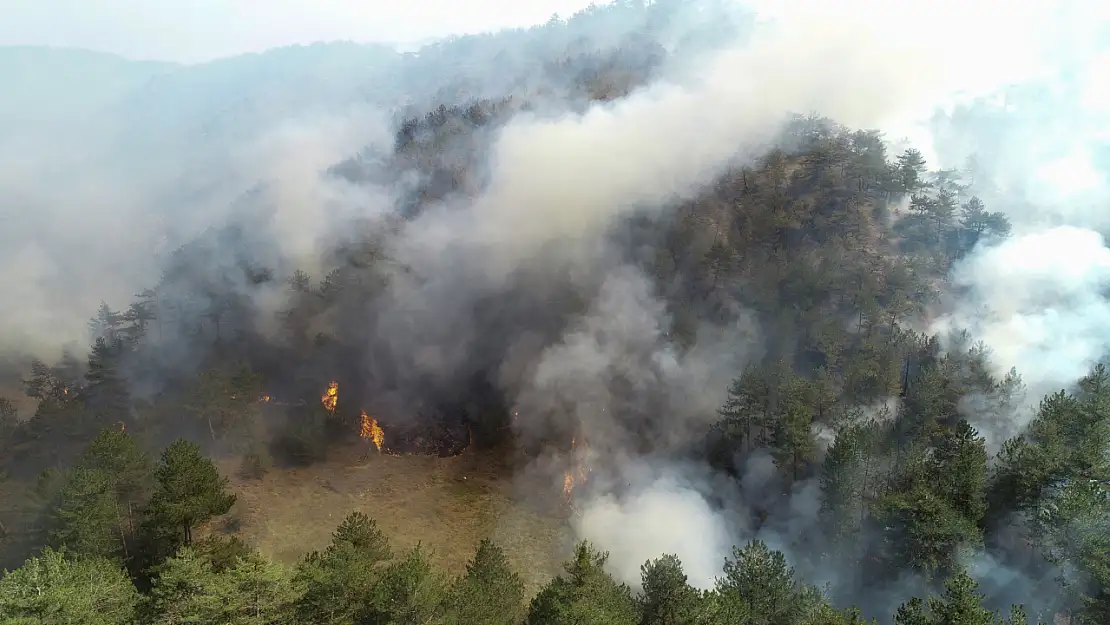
(0, 0, 749, 223)
(0, 42, 408, 224)
(0, 43, 406, 149)
(0, 46, 177, 133)
(0, 0, 746, 149)
(105, 42, 403, 149)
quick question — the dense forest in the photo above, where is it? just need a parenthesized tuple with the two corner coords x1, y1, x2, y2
(2, 2, 1108, 624)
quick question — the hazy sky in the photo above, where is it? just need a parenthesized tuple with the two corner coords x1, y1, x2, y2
(0, 0, 609, 63)
(3, 0, 1107, 68)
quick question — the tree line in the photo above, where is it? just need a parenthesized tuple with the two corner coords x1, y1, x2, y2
(0, 421, 1074, 624)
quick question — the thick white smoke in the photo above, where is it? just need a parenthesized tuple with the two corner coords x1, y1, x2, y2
(924, 7, 1110, 444)
(465, 14, 945, 280)
(936, 227, 1110, 395)
(574, 464, 736, 589)
(930, 227, 1110, 450)
(433, 8, 974, 588)
(0, 103, 391, 361)
(460, 2, 1110, 589)
(228, 110, 397, 271)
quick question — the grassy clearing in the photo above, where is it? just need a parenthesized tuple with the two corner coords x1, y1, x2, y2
(216, 444, 571, 593)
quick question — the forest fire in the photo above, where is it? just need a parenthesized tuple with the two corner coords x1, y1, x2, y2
(563, 437, 591, 511)
(360, 410, 385, 452)
(321, 381, 338, 414)
(337, 390, 470, 458)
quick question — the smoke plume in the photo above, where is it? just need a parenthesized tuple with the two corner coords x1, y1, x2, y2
(354, 11, 965, 590)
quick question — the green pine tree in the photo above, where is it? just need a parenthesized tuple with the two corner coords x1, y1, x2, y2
(712, 540, 826, 624)
(526, 541, 638, 625)
(369, 544, 447, 625)
(143, 439, 236, 550)
(294, 512, 394, 625)
(48, 467, 124, 560)
(442, 539, 525, 625)
(0, 547, 140, 624)
(637, 554, 704, 625)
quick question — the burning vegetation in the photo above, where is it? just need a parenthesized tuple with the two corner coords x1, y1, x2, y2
(562, 437, 591, 513)
(360, 410, 385, 452)
(317, 381, 470, 459)
(321, 381, 338, 414)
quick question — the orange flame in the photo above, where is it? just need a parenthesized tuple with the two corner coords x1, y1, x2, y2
(321, 381, 339, 413)
(360, 410, 385, 452)
(563, 436, 591, 510)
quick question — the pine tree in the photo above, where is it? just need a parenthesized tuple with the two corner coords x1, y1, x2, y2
(145, 547, 228, 624)
(770, 376, 817, 482)
(48, 467, 123, 560)
(876, 483, 980, 577)
(443, 539, 525, 625)
(929, 571, 1003, 625)
(958, 196, 1011, 253)
(122, 298, 157, 343)
(895, 570, 1017, 625)
(223, 551, 300, 625)
(22, 358, 73, 404)
(821, 422, 876, 545)
(0, 547, 139, 624)
(896, 149, 928, 193)
(193, 534, 254, 573)
(716, 365, 775, 460)
(294, 512, 394, 625)
(638, 554, 704, 625)
(712, 540, 825, 624)
(894, 597, 931, 625)
(75, 427, 153, 556)
(80, 426, 153, 510)
(88, 302, 124, 344)
(84, 336, 131, 421)
(369, 544, 447, 624)
(143, 440, 236, 549)
(146, 546, 298, 625)
(1032, 479, 1110, 623)
(928, 420, 988, 527)
(526, 541, 638, 625)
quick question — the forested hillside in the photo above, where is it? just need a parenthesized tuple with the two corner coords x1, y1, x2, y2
(2, 1, 1108, 624)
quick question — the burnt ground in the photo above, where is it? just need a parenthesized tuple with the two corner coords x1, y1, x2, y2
(212, 443, 573, 593)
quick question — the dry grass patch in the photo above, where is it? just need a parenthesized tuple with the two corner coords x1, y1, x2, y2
(217, 444, 570, 593)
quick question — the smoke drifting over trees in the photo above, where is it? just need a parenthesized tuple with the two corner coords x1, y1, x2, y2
(2, 1, 1110, 623)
